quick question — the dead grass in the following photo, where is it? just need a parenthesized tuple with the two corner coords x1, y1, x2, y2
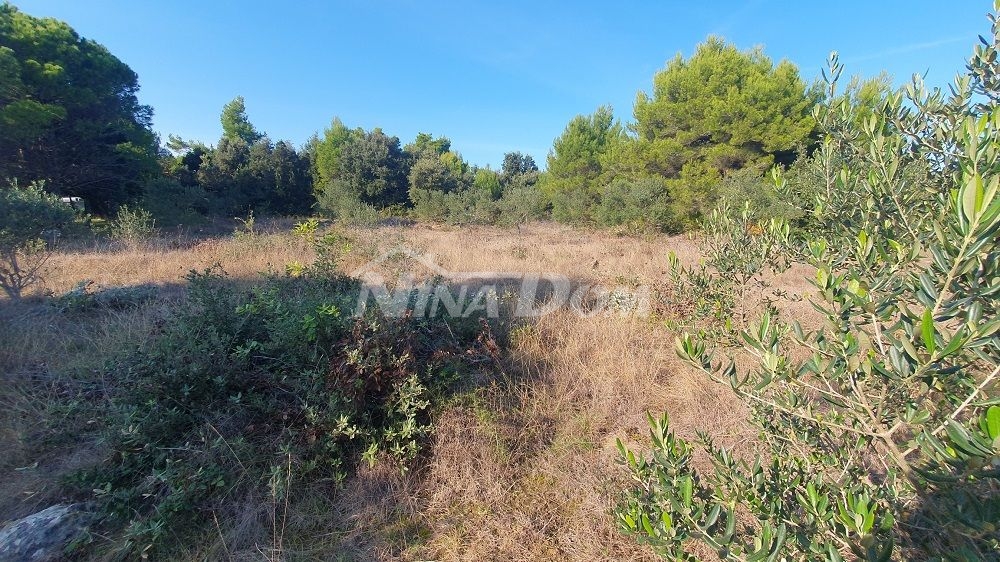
(0, 298, 171, 522)
(40, 231, 314, 297)
(0, 220, 819, 560)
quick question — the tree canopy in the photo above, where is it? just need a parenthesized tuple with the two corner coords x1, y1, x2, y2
(539, 105, 624, 224)
(311, 118, 356, 193)
(0, 3, 159, 213)
(220, 96, 263, 145)
(333, 128, 409, 207)
(544, 105, 623, 186)
(193, 99, 310, 216)
(0, 5, 841, 232)
(499, 151, 539, 190)
(633, 37, 818, 177)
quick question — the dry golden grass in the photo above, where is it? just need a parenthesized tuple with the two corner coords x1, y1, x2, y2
(0, 220, 821, 561)
(40, 225, 315, 297)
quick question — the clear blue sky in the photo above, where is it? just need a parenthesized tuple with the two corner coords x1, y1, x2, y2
(10, 1, 992, 168)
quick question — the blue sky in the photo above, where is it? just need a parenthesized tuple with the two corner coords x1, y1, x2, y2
(10, 1, 992, 168)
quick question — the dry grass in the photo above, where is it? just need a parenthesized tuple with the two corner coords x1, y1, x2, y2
(41, 224, 314, 297)
(0, 220, 820, 560)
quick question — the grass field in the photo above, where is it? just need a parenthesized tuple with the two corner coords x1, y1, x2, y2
(0, 220, 817, 561)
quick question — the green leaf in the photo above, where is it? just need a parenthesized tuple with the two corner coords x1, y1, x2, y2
(765, 524, 787, 562)
(921, 308, 936, 355)
(661, 510, 673, 529)
(640, 512, 655, 536)
(723, 508, 736, 541)
(705, 504, 722, 527)
(681, 476, 694, 507)
(945, 421, 993, 457)
(939, 327, 968, 359)
(900, 338, 919, 361)
(985, 406, 1000, 440)
(962, 172, 983, 223)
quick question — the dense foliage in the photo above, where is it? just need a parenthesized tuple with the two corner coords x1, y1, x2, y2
(0, 2, 828, 233)
(540, 105, 625, 225)
(538, 40, 819, 232)
(0, 3, 160, 214)
(195, 134, 312, 216)
(617, 14, 1000, 561)
(74, 248, 500, 558)
(632, 37, 817, 176)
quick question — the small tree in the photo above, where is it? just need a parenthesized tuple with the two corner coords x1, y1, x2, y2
(617, 12, 1000, 560)
(0, 180, 74, 299)
(109, 204, 156, 249)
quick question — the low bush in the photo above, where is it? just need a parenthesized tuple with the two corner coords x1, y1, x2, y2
(72, 263, 499, 558)
(109, 204, 156, 249)
(596, 176, 679, 233)
(716, 165, 802, 223)
(317, 183, 382, 227)
(495, 185, 548, 227)
(54, 280, 159, 313)
(409, 184, 546, 228)
(657, 199, 790, 338)
(549, 182, 598, 226)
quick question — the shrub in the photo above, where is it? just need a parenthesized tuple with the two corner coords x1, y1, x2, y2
(0, 179, 75, 299)
(409, 183, 545, 228)
(109, 204, 156, 249)
(72, 264, 498, 558)
(596, 176, 678, 233)
(549, 182, 597, 225)
(140, 177, 208, 227)
(617, 20, 1000, 561)
(716, 165, 803, 223)
(495, 185, 547, 228)
(409, 185, 451, 222)
(291, 217, 321, 241)
(658, 200, 790, 338)
(449, 187, 501, 225)
(316, 180, 382, 227)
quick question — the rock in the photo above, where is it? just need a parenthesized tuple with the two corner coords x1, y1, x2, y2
(0, 504, 93, 562)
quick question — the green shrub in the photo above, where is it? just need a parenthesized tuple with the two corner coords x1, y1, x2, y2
(658, 200, 790, 339)
(109, 204, 156, 249)
(317, 181, 381, 227)
(495, 185, 547, 228)
(409, 186, 451, 222)
(549, 182, 597, 225)
(0, 179, 75, 299)
(453, 188, 501, 225)
(409, 183, 545, 228)
(140, 177, 208, 227)
(716, 165, 803, 223)
(596, 177, 678, 233)
(73, 264, 498, 558)
(292, 217, 321, 236)
(617, 19, 1000, 561)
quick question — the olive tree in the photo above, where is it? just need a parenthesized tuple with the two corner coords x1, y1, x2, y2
(0, 180, 74, 299)
(617, 11, 1000, 560)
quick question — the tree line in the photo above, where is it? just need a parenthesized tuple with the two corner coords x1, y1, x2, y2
(3, 3, 856, 232)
